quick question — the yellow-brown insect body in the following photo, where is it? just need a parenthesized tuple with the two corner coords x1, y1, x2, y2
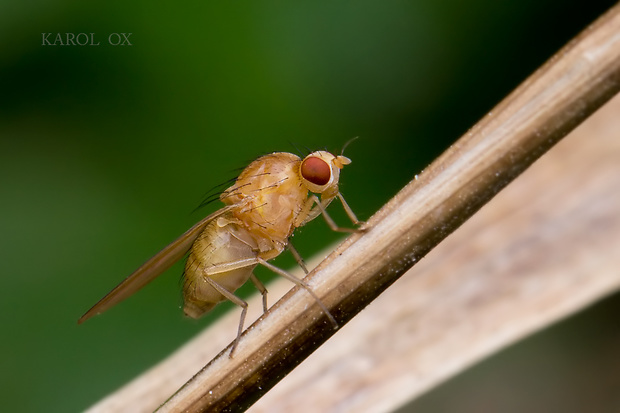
(79, 148, 359, 356)
(183, 215, 258, 318)
(224, 152, 308, 256)
(182, 151, 346, 319)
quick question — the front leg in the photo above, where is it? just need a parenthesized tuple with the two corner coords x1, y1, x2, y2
(297, 193, 363, 233)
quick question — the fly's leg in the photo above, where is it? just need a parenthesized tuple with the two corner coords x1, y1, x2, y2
(202, 257, 258, 275)
(204, 255, 338, 329)
(336, 192, 362, 226)
(257, 257, 338, 329)
(249, 273, 268, 313)
(197, 257, 261, 357)
(287, 242, 309, 274)
(199, 275, 248, 357)
(199, 254, 338, 356)
(307, 194, 364, 233)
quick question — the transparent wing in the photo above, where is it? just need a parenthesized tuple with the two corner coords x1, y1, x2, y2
(78, 205, 235, 324)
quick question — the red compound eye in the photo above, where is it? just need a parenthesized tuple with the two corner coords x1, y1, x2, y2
(301, 157, 331, 186)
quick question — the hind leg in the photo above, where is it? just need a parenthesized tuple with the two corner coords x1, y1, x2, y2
(198, 275, 248, 357)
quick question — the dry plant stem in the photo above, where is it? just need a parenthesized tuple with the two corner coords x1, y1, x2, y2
(252, 93, 620, 413)
(156, 6, 620, 412)
(88, 96, 620, 413)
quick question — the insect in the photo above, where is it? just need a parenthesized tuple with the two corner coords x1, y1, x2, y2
(79, 148, 362, 355)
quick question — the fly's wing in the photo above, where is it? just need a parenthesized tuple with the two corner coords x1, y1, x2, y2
(78, 206, 236, 324)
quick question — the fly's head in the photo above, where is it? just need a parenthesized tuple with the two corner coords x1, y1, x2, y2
(299, 151, 351, 198)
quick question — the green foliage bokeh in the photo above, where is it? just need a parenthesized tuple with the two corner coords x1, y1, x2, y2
(0, 1, 616, 411)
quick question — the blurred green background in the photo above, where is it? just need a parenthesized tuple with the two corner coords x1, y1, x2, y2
(1, 1, 618, 412)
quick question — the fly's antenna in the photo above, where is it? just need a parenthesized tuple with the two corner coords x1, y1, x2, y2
(341, 136, 359, 156)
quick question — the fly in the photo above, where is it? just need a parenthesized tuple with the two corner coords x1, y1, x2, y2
(79, 149, 361, 355)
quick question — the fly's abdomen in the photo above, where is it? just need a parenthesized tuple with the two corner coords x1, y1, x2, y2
(183, 217, 258, 318)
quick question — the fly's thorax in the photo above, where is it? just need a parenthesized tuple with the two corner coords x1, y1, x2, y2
(220, 152, 302, 205)
(220, 152, 308, 243)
